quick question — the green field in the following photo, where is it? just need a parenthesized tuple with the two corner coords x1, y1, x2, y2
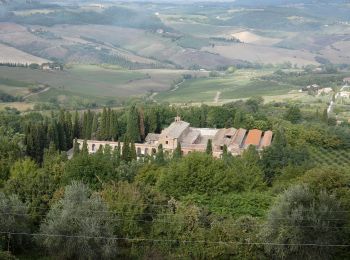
(309, 147, 350, 170)
(0, 65, 148, 97)
(156, 69, 301, 103)
(0, 65, 208, 109)
(0, 77, 35, 97)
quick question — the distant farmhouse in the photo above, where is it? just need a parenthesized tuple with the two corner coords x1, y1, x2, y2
(41, 63, 63, 71)
(318, 87, 333, 95)
(300, 84, 321, 92)
(78, 117, 273, 158)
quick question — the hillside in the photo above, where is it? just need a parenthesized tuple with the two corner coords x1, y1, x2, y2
(1, 1, 349, 69)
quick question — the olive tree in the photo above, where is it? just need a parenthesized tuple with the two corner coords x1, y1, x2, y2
(262, 184, 346, 260)
(0, 192, 30, 253)
(38, 182, 117, 259)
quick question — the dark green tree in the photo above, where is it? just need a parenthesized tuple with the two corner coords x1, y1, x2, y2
(155, 144, 165, 165)
(206, 139, 213, 155)
(284, 105, 302, 123)
(130, 142, 137, 161)
(234, 111, 243, 128)
(126, 105, 140, 142)
(72, 111, 80, 139)
(173, 141, 182, 159)
(122, 138, 131, 162)
(73, 139, 80, 157)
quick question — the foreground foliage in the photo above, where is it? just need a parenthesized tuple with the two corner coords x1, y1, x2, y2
(0, 101, 349, 259)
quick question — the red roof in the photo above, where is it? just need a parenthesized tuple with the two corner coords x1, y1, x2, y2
(244, 129, 262, 147)
(260, 131, 273, 148)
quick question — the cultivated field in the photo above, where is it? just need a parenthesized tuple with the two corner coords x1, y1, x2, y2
(309, 147, 350, 170)
(0, 43, 49, 65)
(0, 102, 34, 111)
(231, 31, 282, 46)
(156, 69, 301, 103)
(201, 44, 318, 67)
(0, 65, 208, 106)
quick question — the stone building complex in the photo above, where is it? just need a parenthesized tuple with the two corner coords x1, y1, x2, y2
(77, 116, 273, 158)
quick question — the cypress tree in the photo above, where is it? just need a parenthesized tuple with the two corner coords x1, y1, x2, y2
(147, 107, 159, 133)
(222, 144, 228, 157)
(200, 105, 207, 127)
(121, 138, 131, 162)
(104, 144, 112, 160)
(173, 141, 182, 159)
(126, 105, 141, 143)
(112, 144, 121, 167)
(82, 112, 88, 139)
(139, 107, 146, 141)
(206, 139, 213, 155)
(101, 107, 107, 140)
(234, 111, 243, 128)
(91, 114, 98, 140)
(113, 112, 120, 141)
(155, 144, 165, 165)
(72, 111, 80, 139)
(81, 140, 89, 156)
(107, 109, 113, 140)
(65, 111, 73, 149)
(86, 110, 93, 140)
(57, 121, 66, 151)
(130, 142, 137, 161)
(47, 120, 59, 149)
(73, 139, 80, 156)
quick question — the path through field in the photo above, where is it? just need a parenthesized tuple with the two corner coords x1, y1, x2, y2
(149, 92, 158, 102)
(171, 79, 185, 92)
(23, 87, 50, 99)
(214, 91, 221, 103)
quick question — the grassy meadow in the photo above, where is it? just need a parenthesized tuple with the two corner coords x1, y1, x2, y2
(156, 69, 301, 103)
(0, 65, 208, 109)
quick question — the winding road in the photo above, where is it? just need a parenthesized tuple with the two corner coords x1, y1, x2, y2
(23, 87, 50, 99)
(214, 91, 221, 103)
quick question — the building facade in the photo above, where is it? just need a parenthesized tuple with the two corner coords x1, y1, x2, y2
(77, 116, 273, 158)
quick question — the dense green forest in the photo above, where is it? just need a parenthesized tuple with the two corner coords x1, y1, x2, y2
(0, 100, 350, 259)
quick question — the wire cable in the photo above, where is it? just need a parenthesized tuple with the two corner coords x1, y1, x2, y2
(1, 231, 349, 247)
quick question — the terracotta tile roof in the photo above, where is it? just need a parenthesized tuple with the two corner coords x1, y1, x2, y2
(244, 129, 262, 147)
(161, 121, 190, 139)
(181, 128, 200, 145)
(259, 131, 273, 148)
(213, 128, 237, 146)
(145, 133, 160, 143)
(231, 128, 247, 147)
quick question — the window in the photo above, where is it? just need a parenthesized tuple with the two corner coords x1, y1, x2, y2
(166, 141, 169, 145)
(144, 148, 149, 155)
(92, 144, 96, 151)
(137, 147, 142, 155)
